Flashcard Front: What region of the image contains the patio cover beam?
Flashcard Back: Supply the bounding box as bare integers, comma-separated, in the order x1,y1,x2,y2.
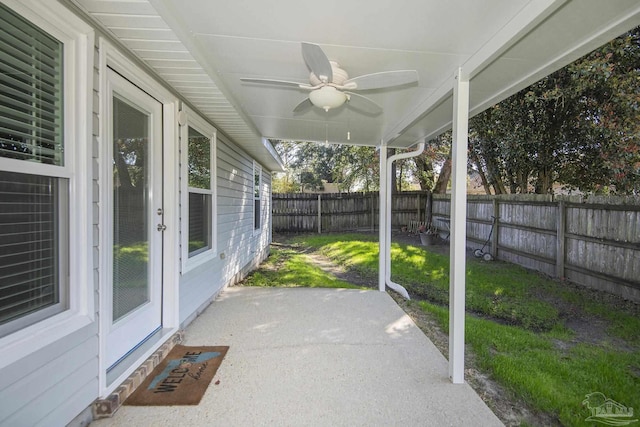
449,68,469,384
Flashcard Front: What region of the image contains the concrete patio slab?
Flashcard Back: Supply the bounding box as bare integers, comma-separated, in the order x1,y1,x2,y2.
92,287,503,426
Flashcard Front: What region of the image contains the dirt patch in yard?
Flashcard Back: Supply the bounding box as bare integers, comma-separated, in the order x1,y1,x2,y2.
304,250,376,289
271,240,378,289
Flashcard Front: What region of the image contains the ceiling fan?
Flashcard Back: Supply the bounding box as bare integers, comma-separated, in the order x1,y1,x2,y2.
240,42,418,114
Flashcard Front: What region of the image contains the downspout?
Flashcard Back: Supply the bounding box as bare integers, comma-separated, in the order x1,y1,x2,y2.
383,142,425,300
379,144,388,294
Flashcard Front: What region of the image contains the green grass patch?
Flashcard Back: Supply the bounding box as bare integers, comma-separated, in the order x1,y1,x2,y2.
299,233,559,330
419,300,640,427
242,246,364,289
113,241,148,287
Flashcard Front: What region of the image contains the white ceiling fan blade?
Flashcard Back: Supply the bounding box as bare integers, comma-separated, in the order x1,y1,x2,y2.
345,92,382,115
293,98,313,113
301,42,333,83
240,78,313,89
344,70,418,90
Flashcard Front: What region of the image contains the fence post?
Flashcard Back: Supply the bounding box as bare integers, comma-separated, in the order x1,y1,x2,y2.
556,200,565,279
318,194,322,234
491,198,499,259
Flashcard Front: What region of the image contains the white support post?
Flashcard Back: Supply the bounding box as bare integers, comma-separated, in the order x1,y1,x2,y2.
378,143,387,292
449,68,469,384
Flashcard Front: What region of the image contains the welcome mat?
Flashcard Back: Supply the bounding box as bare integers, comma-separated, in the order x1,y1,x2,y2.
125,345,228,406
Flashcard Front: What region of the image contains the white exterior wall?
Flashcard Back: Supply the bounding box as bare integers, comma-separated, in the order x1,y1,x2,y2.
0,3,273,426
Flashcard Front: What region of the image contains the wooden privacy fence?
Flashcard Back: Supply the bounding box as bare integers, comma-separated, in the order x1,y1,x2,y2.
273,191,640,302
272,191,430,233
432,194,640,302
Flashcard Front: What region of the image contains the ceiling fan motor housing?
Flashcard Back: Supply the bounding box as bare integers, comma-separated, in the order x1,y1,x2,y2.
310,61,349,86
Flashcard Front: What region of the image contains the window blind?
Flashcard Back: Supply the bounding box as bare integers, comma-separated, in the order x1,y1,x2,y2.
0,171,60,326
0,3,63,166
188,192,211,257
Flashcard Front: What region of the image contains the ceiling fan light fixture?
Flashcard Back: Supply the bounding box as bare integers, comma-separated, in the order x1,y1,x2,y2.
309,86,347,112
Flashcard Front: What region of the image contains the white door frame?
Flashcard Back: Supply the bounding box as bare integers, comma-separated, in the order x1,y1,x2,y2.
98,39,179,396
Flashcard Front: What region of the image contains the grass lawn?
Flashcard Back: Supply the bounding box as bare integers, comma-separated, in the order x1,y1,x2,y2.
245,233,640,427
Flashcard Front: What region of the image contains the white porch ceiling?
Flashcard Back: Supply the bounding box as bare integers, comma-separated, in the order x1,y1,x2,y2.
70,0,640,170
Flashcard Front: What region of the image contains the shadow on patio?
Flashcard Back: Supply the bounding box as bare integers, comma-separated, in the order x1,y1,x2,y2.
92,287,503,426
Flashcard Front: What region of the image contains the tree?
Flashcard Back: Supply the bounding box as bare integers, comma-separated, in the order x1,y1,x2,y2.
271,140,302,193
469,27,640,194
563,28,640,193
113,137,147,190
433,154,452,194
333,145,380,192
413,153,434,191
410,132,452,193
271,140,380,193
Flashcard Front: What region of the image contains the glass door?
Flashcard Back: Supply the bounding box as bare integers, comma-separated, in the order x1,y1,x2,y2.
105,69,163,369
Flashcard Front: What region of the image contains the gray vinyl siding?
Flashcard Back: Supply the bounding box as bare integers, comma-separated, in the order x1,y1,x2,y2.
179,136,272,326
0,4,274,425
0,324,98,426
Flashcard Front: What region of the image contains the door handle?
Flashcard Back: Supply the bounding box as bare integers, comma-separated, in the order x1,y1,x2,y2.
157,224,167,231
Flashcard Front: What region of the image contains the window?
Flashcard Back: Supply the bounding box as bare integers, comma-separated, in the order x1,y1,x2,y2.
187,127,212,257
0,3,67,337
181,109,216,270
0,0,91,341
253,162,262,232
